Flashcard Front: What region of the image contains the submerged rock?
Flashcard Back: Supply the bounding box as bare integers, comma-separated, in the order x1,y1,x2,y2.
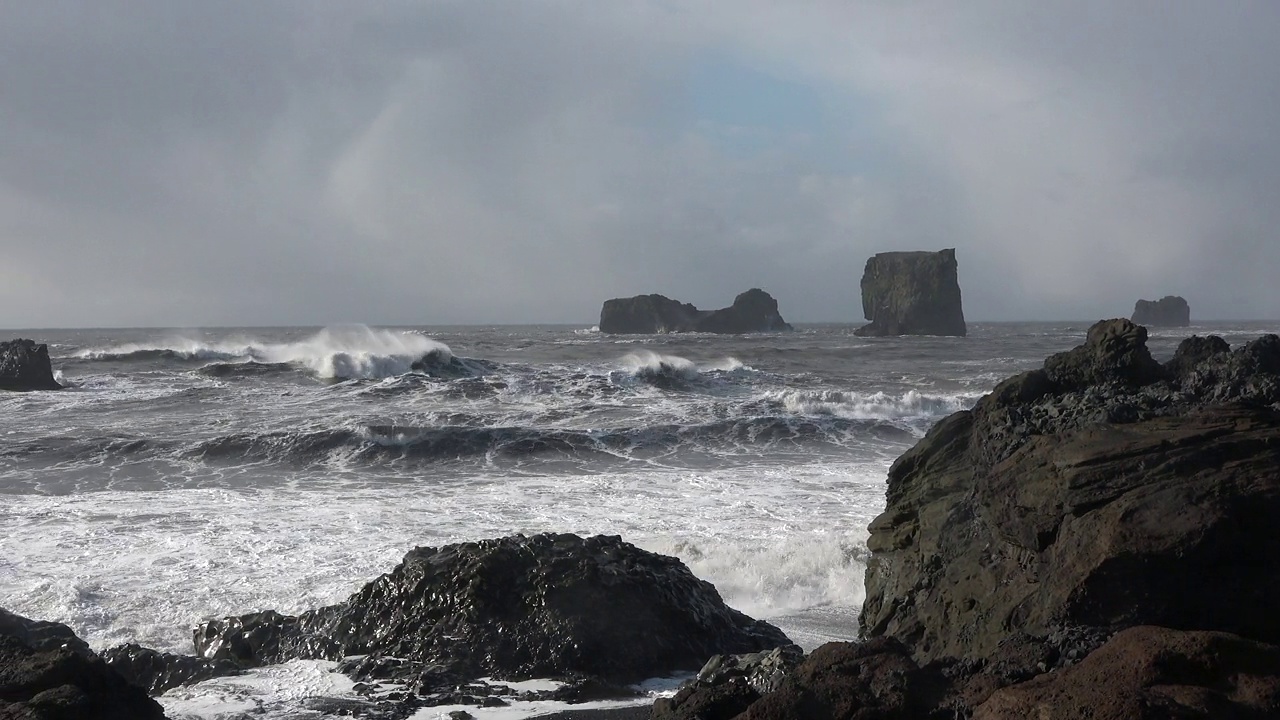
0,339,61,391
854,248,966,337
1131,295,1190,326
599,289,792,334
652,644,804,720
0,609,166,720
195,533,789,684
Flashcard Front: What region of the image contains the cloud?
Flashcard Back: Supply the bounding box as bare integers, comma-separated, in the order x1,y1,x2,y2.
1,1,1277,327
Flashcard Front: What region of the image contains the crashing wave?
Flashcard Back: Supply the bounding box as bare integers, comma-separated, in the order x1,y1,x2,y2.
75,326,457,381
769,389,981,422
611,352,751,389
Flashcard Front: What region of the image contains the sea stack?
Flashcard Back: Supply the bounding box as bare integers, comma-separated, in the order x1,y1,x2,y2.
1131,295,1190,326
599,288,793,334
854,248,966,337
0,338,62,390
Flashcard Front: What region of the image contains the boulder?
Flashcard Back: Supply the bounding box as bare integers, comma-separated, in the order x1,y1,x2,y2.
853,249,966,337
195,533,789,684
100,643,242,696
0,610,165,720
0,339,61,391
598,289,792,334
1132,295,1190,326
860,319,1280,667
652,644,804,720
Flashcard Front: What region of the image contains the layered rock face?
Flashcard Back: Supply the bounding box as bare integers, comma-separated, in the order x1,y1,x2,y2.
860,319,1280,664
599,289,792,334
854,249,966,337
0,339,61,390
1132,294,1191,326
195,533,789,683
675,319,1280,719
0,609,166,720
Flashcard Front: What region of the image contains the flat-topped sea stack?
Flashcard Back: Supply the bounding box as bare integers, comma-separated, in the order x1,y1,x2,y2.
0,338,62,390
599,288,792,334
1132,295,1190,326
854,248,966,337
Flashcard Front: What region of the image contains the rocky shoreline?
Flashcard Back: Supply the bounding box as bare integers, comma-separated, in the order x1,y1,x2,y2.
5,319,1280,718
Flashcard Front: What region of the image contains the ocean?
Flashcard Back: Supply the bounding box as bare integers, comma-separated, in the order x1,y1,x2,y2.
3,321,1275,718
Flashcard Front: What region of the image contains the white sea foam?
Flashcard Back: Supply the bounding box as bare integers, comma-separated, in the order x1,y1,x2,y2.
615,351,750,381
773,388,980,422
75,326,454,380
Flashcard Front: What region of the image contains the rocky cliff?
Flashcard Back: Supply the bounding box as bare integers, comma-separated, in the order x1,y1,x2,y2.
599,289,792,334
0,338,62,390
1132,295,1190,326
854,249,966,337
658,319,1280,719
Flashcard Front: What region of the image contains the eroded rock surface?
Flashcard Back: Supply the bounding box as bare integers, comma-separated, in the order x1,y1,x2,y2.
195,533,789,684
1132,295,1190,326
0,339,61,391
854,249,966,337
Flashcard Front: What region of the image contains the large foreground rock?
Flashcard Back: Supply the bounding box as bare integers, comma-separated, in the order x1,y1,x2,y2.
195,533,789,683
0,609,165,720
0,339,61,391
1132,295,1190,326
860,319,1280,664
599,289,792,334
976,626,1280,719
854,249,966,337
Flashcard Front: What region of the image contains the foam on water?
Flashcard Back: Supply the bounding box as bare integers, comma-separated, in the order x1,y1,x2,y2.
772,388,981,422
73,326,454,380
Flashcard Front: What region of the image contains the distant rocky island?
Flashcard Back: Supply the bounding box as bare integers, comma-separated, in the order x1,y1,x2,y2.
1132,294,1190,326
854,248,966,337
599,288,793,334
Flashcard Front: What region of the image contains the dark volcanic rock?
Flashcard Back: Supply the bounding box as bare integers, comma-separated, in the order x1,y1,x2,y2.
195,533,789,684
1131,295,1190,326
975,626,1280,719
0,611,165,720
860,318,1280,667
734,638,949,720
854,249,966,337
0,339,61,391
100,643,242,695
651,644,803,720
598,289,792,334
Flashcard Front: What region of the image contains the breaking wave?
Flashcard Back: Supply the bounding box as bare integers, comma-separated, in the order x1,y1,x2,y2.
765,389,980,422
610,352,751,390
75,326,456,380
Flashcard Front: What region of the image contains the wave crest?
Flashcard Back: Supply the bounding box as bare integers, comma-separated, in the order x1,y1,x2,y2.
75,326,456,380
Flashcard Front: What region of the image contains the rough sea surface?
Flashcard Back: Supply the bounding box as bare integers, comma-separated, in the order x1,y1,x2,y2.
3,321,1274,718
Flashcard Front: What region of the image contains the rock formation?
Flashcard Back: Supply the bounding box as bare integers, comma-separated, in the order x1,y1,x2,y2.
854,249,966,337
661,319,1280,718
100,643,241,696
0,339,61,390
0,609,166,719
195,533,789,684
599,288,792,334
1132,295,1190,326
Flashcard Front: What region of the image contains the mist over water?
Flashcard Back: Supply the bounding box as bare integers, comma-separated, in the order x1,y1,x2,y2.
5,321,1277,718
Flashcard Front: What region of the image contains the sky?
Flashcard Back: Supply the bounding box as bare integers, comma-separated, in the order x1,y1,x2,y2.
2,1,1278,328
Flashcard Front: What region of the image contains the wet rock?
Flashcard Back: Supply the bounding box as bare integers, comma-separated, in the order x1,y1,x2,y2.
100,643,242,695
599,289,792,334
651,644,803,720
195,533,790,684
0,339,61,391
0,613,165,720
854,248,966,337
1131,295,1190,326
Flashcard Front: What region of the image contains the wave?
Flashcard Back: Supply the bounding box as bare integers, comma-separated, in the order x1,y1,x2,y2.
74,326,458,380
765,389,979,422
610,352,751,390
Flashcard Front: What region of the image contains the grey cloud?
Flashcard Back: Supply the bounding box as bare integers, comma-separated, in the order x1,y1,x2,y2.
1,2,1277,327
